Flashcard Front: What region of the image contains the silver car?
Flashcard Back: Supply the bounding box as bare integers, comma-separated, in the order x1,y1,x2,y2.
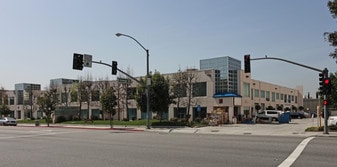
0,117,17,126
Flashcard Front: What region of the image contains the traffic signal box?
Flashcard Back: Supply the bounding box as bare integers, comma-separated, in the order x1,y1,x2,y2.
112,61,118,75
73,53,84,70
319,72,325,95
244,55,251,73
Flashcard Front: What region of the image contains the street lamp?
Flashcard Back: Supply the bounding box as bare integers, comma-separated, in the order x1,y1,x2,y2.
115,33,151,129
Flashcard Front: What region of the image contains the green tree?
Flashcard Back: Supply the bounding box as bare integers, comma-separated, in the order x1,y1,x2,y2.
326,0,337,61
136,71,173,121
0,87,11,117
0,104,11,117
100,86,117,128
37,89,57,127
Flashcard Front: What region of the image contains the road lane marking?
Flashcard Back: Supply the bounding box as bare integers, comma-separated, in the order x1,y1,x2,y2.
0,130,84,140
278,136,315,167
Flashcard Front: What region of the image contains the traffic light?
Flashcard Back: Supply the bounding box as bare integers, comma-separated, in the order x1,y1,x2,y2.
73,53,84,70
319,72,325,95
244,54,251,73
324,78,332,95
323,99,328,106
112,61,118,75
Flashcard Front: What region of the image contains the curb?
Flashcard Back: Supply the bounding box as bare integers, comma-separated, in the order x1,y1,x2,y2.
17,124,144,132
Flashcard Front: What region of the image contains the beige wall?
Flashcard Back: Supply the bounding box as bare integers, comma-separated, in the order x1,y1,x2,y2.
240,70,303,117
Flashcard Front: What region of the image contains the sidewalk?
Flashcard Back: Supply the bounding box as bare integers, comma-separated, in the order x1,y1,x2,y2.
18,118,337,137
147,118,337,137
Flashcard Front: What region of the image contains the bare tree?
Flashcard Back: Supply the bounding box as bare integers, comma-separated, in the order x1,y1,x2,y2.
185,69,199,121
96,76,111,120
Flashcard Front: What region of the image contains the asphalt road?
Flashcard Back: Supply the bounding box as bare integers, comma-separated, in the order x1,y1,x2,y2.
0,126,336,167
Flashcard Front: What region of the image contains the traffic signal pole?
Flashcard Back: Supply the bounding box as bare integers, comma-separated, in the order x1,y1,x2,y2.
246,56,329,134
250,56,322,72
323,94,328,134
91,60,145,86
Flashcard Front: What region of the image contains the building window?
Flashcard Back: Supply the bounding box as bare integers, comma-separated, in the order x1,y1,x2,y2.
280,94,284,100
9,97,14,105
272,92,275,102
260,90,265,98
174,108,187,119
254,89,259,97
193,82,207,97
91,90,100,102
243,82,250,97
173,84,187,98
127,87,137,99
219,99,223,104
266,91,270,100
276,93,280,100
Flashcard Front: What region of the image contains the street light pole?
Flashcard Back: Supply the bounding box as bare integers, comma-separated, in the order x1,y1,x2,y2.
115,33,151,129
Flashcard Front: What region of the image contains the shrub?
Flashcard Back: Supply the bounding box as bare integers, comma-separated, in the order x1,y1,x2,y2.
151,121,187,127
55,116,66,123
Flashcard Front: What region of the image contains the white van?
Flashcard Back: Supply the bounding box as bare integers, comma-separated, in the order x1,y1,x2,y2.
257,110,282,121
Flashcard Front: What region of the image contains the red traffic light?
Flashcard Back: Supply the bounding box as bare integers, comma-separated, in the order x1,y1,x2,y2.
323,99,328,106
324,79,330,85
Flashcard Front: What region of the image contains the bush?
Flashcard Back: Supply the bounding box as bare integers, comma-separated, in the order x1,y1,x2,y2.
151,121,187,127
55,116,67,123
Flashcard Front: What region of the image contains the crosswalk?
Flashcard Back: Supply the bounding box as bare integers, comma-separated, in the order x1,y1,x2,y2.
0,127,83,140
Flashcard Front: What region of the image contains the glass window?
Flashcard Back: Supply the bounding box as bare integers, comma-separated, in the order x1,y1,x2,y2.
127,87,137,99
260,90,265,98
266,91,270,99
173,84,187,97
254,89,259,97
193,82,207,97
174,108,187,119
91,90,100,101
9,97,15,105
272,92,275,102
243,82,250,97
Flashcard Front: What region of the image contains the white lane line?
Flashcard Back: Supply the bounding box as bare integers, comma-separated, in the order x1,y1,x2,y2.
278,136,315,167
0,131,84,140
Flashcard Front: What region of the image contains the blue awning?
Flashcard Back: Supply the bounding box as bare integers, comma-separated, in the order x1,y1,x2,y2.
213,92,242,98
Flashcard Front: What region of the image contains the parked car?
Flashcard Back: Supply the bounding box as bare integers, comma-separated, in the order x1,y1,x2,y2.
307,111,317,118
328,116,337,126
256,110,282,121
290,111,305,119
0,117,17,126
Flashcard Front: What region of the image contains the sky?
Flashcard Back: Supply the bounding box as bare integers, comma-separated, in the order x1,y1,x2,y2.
0,0,336,97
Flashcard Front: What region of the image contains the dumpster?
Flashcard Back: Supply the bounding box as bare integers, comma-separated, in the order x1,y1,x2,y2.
278,112,290,123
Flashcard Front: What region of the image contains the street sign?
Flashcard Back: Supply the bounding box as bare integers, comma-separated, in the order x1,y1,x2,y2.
197,105,201,112
83,54,92,67
117,77,131,84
